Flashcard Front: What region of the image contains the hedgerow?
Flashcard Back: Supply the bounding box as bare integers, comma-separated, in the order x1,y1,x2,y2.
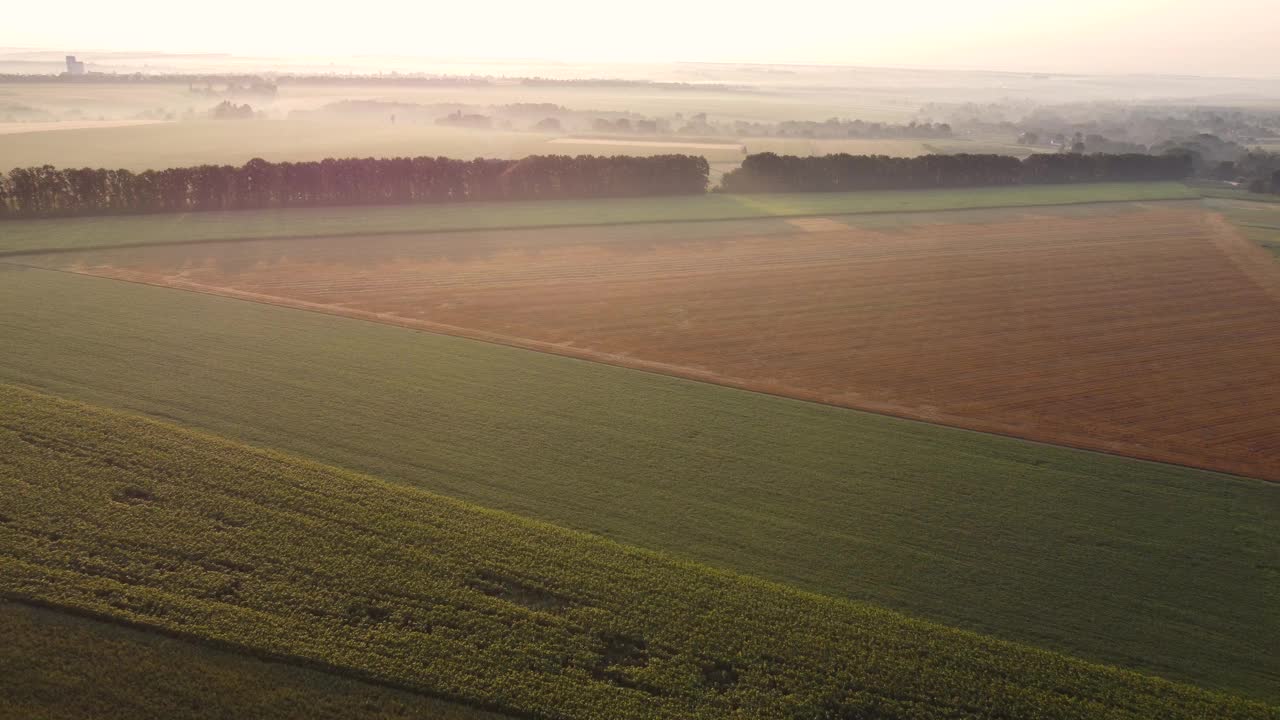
0,384,1273,719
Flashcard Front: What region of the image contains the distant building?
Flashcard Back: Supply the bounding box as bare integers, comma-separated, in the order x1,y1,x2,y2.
65,56,85,76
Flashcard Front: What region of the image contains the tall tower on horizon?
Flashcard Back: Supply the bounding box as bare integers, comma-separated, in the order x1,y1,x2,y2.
65,56,86,76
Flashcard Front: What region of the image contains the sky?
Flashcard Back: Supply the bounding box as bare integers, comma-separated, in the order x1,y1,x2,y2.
5,0,1278,77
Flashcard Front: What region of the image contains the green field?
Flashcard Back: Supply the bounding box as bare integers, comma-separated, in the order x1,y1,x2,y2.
0,182,1198,255
2,385,1273,720
1198,187,1280,204
1207,197,1280,257
1,265,1275,701
0,602,506,720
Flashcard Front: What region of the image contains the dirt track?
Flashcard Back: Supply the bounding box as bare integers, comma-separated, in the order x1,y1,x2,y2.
27,204,1280,481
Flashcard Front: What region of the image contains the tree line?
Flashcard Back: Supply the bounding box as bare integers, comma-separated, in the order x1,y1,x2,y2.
0,73,492,88
1250,170,1280,195
2,151,1196,219
0,154,710,219
719,152,1192,193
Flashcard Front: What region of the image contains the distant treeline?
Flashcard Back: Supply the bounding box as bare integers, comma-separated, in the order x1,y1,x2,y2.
0,155,710,219
719,152,1192,193
1249,169,1280,195
735,118,953,140
0,73,741,91
0,73,492,87
518,77,742,92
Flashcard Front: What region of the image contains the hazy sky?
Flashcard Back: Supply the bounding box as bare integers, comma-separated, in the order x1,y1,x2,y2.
6,0,1277,76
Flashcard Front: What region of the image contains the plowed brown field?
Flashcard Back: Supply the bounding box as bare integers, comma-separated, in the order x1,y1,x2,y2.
20,202,1280,481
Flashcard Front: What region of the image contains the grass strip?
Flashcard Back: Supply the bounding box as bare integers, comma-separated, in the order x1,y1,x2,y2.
0,182,1196,255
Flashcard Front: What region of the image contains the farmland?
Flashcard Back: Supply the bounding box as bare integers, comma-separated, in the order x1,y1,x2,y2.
20,199,1280,482
1,264,1276,701
0,602,507,720
0,117,956,187
1,384,1274,719
0,118,941,176
0,120,569,170
0,118,745,173
0,119,168,134
0,72,963,171
4,35,1279,720
0,181,1196,255
1208,196,1280,257
0,76,924,126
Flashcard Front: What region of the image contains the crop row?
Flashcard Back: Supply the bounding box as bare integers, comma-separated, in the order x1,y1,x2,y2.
0,384,1273,719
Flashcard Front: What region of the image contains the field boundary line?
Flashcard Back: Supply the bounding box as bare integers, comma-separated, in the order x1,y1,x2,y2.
1198,192,1280,206
0,195,1202,259
5,260,1272,486
0,593,530,719
1204,212,1280,303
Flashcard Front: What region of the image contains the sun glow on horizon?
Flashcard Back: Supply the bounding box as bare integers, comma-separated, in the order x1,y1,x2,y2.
5,0,1279,77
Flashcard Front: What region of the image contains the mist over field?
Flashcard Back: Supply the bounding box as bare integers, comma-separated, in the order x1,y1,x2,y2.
2,50,1278,179
2,5,1280,720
